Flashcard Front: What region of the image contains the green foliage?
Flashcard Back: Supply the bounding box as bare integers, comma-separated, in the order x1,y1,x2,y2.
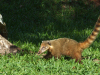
0,0,100,74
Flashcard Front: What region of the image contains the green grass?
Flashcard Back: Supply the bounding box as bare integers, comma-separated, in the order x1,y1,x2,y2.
0,0,100,74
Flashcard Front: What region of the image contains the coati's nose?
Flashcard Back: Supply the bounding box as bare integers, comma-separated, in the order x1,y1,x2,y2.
38,50,41,54
38,52,40,54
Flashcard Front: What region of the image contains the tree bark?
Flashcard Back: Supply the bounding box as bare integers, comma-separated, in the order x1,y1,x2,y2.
0,35,21,55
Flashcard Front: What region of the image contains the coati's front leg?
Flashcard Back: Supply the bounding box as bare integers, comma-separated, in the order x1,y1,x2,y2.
54,55,61,59
53,52,61,59
44,51,52,59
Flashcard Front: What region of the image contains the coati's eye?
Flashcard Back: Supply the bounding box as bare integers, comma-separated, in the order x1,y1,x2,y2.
42,46,45,49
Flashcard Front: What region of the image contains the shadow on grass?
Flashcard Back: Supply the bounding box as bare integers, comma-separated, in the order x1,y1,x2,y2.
0,0,100,47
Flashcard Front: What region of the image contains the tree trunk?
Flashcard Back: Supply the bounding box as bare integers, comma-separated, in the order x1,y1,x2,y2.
0,35,21,55
0,14,21,55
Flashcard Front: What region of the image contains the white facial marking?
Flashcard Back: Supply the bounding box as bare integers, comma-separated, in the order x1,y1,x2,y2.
41,49,47,53
50,46,53,49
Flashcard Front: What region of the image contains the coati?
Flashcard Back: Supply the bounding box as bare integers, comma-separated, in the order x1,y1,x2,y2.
38,16,100,63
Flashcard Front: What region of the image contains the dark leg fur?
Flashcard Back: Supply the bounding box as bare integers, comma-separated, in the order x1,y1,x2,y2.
72,52,82,63
54,53,61,59
44,51,52,59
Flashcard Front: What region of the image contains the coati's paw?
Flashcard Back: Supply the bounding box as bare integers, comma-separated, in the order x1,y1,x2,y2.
36,53,46,58
36,53,46,56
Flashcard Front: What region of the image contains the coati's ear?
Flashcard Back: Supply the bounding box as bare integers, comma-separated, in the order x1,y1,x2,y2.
47,41,51,45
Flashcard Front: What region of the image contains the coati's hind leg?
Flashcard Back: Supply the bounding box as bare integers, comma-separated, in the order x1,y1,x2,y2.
44,51,52,59
72,52,82,63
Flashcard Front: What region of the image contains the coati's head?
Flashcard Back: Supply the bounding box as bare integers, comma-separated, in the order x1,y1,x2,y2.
38,41,52,54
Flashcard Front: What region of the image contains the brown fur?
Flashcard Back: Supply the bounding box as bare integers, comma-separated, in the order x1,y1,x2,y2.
38,16,100,63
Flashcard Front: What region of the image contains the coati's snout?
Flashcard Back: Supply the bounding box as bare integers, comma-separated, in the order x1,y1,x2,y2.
38,50,42,54
38,41,51,54
38,46,49,54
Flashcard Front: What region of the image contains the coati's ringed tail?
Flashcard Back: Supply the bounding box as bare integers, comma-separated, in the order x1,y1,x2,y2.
79,16,100,49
